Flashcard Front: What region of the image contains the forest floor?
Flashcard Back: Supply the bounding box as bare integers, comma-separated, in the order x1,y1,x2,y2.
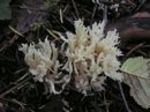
0,0,150,112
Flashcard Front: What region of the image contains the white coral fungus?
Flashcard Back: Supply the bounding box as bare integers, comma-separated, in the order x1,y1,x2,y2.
60,19,123,94
19,38,70,94
19,19,123,95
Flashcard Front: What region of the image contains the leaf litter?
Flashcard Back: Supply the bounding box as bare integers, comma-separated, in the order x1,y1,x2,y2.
0,0,150,112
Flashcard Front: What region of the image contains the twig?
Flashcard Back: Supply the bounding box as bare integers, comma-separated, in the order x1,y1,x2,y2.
0,35,19,52
125,42,144,57
135,0,146,12
59,8,64,23
118,82,132,112
0,81,27,98
91,5,98,24
103,92,110,112
0,73,30,98
101,5,108,32
71,0,80,18
92,0,114,5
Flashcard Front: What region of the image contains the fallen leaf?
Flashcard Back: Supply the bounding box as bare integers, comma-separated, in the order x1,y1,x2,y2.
121,57,150,109
121,57,150,79
11,0,60,34
0,0,12,20
13,0,47,33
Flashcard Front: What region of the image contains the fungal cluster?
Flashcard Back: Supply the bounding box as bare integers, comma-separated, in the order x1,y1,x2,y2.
19,19,123,95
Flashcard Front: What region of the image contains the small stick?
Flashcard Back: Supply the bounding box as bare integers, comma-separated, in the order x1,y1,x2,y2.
0,73,30,98
118,82,132,112
101,5,108,32
91,5,98,24
71,0,80,18
125,42,144,57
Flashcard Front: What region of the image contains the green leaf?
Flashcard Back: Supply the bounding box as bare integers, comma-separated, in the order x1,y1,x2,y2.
121,57,150,109
121,57,150,79
0,0,12,20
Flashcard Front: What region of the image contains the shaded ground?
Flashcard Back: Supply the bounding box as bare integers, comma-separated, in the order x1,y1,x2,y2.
0,0,150,112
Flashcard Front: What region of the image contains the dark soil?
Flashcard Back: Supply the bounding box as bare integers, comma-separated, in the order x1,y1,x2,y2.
0,0,150,112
